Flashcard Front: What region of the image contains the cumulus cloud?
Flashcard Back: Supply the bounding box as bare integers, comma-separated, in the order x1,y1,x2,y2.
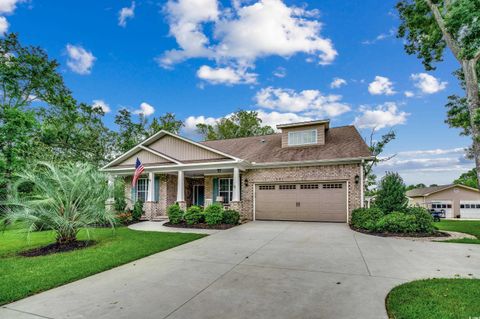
92,99,111,113
134,102,155,116
0,16,8,34
410,73,447,94
330,77,347,89
0,0,23,14
66,44,96,75
184,114,220,133
368,76,396,95
255,87,350,117
159,0,337,79
354,102,409,129
196,65,257,85
118,1,135,27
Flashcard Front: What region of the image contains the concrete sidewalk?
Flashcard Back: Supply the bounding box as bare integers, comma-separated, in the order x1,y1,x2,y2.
2,221,479,319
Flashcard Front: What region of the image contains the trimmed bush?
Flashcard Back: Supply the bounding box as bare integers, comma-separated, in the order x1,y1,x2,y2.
375,172,408,213
184,205,203,225
350,207,384,232
132,199,144,221
204,203,224,225
116,212,133,224
376,212,417,233
167,204,184,224
406,206,435,234
223,209,240,225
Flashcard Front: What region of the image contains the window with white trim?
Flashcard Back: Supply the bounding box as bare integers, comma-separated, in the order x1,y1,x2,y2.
219,178,233,203
288,129,317,146
136,178,149,202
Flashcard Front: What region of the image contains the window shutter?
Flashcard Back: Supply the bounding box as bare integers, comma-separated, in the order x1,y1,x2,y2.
131,183,136,203
154,176,160,202
213,177,219,203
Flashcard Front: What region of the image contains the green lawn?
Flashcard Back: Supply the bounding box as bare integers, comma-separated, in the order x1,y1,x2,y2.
434,220,480,244
0,224,206,306
386,278,480,319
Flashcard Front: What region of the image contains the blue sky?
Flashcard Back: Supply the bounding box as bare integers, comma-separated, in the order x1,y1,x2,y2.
4,0,473,185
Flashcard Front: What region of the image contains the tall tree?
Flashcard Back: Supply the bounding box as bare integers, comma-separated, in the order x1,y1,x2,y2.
114,109,148,153
397,0,480,187
0,33,71,197
454,168,478,188
149,112,183,135
363,129,397,194
196,110,274,141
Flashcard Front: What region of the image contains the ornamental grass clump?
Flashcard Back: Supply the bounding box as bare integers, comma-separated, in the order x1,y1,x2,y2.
1,162,116,245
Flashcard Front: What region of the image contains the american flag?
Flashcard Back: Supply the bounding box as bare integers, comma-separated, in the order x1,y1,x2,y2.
132,157,144,187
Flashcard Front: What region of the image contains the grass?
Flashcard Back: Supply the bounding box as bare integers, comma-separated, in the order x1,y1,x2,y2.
386,278,480,319
0,224,206,306
434,220,480,244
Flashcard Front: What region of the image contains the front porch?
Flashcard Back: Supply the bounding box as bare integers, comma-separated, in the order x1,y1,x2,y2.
119,167,243,220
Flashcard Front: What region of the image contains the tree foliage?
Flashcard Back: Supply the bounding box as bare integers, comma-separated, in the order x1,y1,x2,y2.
196,110,274,141
454,168,478,188
375,172,408,214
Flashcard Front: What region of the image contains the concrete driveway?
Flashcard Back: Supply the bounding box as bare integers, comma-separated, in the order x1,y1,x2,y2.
2,221,480,319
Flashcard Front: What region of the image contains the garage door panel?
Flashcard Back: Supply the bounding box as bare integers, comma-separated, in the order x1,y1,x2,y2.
255,182,347,222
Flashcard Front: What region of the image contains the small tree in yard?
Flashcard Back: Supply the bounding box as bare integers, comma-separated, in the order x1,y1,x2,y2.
375,172,408,213
1,162,116,245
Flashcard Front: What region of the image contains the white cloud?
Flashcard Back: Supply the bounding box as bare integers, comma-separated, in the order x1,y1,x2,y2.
118,1,135,27
134,102,155,116
0,0,23,14
255,87,350,117
404,90,414,98
66,44,96,75
410,73,447,94
273,67,286,78
255,109,312,129
330,77,347,89
395,147,465,157
0,16,8,34
196,65,257,85
184,114,219,133
159,0,337,76
368,76,396,95
354,102,409,129
92,99,111,113
362,28,395,45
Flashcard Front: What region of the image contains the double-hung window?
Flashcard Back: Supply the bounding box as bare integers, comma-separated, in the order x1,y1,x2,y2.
136,178,149,202
219,178,233,203
288,129,317,146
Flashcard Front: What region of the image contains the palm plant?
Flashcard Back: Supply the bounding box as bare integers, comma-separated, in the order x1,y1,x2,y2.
2,162,115,245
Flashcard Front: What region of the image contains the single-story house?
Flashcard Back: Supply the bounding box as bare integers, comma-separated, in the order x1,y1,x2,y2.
101,119,373,222
407,184,480,219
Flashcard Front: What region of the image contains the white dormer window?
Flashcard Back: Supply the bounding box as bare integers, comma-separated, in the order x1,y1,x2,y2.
288,129,317,146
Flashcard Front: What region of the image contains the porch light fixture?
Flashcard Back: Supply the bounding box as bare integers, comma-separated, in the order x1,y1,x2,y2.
354,175,360,184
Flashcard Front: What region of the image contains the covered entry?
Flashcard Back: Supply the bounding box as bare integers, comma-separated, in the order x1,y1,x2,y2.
254,182,348,222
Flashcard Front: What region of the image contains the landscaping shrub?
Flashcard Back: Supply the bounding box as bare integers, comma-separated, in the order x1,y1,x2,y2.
204,203,224,225
184,205,203,225
132,199,144,221
375,172,408,213
167,204,184,224
376,212,417,233
350,207,384,231
113,178,127,212
223,209,240,225
405,206,435,233
116,212,133,225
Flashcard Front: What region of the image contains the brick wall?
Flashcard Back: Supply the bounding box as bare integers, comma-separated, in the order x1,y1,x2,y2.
240,164,362,220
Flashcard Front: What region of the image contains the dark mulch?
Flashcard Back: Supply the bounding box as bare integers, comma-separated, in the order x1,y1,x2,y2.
351,226,450,238
164,222,236,230
19,240,96,257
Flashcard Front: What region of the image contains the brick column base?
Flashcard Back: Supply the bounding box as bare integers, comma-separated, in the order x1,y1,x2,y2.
143,202,160,221
177,201,187,211
229,201,242,212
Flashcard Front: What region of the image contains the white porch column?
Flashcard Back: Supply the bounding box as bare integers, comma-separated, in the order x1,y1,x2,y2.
147,172,155,202
106,174,115,211
176,170,185,202
232,167,240,202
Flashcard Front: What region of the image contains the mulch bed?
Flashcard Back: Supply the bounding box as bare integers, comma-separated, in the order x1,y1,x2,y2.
351,226,450,238
19,240,96,257
163,221,236,230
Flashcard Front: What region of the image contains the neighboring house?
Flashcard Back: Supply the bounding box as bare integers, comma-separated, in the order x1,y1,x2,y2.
407,184,480,219
102,120,372,222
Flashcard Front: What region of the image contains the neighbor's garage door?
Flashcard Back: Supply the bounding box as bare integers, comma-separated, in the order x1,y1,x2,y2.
460,201,480,219
255,182,347,222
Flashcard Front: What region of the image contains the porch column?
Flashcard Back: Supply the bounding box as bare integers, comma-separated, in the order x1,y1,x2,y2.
106,174,115,212
147,172,155,202
176,170,186,210
232,167,240,202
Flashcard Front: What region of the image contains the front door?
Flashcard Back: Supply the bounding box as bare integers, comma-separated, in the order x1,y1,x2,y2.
193,185,205,207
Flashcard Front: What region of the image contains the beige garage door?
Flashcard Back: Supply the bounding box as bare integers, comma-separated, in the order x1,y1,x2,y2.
255,182,347,222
